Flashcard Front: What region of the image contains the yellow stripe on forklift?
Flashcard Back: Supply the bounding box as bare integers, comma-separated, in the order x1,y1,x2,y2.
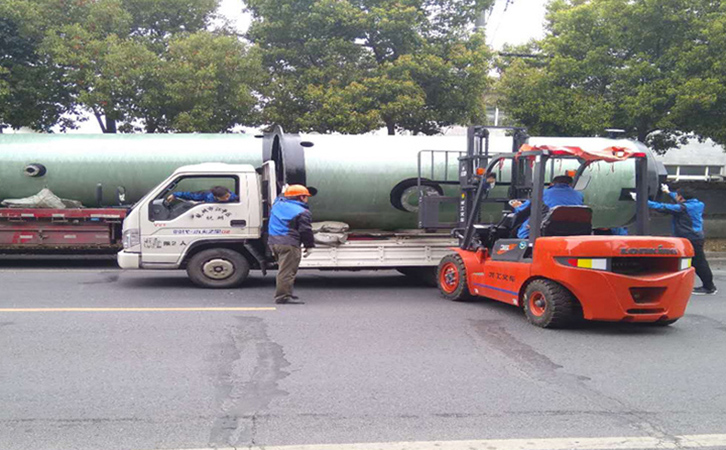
0,307,276,313
577,259,593,268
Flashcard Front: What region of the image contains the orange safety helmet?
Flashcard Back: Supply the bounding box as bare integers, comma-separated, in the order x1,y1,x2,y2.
284,184,312,198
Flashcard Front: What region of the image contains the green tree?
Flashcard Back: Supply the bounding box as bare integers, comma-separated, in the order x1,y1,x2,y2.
3,0,262,133
143,32,263,133
496,0,724,152
0,1,77,132
247,0,493,135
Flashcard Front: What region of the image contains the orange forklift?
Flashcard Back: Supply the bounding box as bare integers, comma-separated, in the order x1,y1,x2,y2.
434,131,695,328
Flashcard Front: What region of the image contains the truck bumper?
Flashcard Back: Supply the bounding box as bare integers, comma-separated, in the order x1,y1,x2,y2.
117,251,141,269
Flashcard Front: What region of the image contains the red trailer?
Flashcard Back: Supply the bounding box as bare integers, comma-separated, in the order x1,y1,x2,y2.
0,208,127,252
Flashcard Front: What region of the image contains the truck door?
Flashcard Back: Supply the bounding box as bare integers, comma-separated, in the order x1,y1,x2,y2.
261,160,278,214
139,174,253,265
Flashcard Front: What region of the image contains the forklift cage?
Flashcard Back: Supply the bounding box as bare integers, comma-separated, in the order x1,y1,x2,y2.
458,145,651,250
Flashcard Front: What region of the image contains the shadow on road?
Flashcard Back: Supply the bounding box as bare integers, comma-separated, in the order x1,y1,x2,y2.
0,255,118,269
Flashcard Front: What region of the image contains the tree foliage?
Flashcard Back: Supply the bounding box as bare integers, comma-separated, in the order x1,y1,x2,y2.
247,0,494,135
1,0,261,133
495,0,725,152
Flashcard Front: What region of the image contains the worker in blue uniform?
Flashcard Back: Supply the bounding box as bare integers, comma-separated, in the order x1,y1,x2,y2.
510,175,584,239
268,185,316,304
639,184,717,295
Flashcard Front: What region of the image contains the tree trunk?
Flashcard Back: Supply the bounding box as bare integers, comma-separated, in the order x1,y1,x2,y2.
94,111,107,133
386,120,395,136
105,118,117,134
94,109,117,133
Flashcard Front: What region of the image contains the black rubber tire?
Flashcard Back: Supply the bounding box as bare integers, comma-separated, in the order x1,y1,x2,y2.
186,248,250,289
523,279,580,328
437,254,475,301
396,267,438,287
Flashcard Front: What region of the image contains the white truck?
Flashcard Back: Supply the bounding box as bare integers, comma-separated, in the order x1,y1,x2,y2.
117,162,456,288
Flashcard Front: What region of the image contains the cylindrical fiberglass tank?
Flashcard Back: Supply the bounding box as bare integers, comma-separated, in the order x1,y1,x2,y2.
0,134,262,206
265,129,664,230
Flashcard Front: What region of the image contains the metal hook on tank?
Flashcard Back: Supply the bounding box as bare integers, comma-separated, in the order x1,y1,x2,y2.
24,163,47,177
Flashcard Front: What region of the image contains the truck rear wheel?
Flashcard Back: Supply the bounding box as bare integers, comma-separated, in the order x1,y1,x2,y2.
523,279,579,328
437,254,474,301
186,248,250,289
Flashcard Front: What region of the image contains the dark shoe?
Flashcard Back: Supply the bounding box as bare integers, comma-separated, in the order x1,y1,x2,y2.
290,295,300,300
693,286,718,295
275,297,305,304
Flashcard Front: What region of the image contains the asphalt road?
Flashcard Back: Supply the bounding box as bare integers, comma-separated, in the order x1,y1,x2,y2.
1,263,725,450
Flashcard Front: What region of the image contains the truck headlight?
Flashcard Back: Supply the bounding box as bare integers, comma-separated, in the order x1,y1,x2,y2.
122,229,140,250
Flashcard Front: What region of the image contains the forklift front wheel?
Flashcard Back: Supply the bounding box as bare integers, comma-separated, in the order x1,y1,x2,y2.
437,254,474,301
523,279,580,328
187,248,250,289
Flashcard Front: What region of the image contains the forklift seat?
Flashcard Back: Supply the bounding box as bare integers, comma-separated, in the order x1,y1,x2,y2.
541,205,593,237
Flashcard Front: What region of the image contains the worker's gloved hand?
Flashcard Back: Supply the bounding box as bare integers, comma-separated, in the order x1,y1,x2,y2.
661,183,670,194
303,248,312,258
509,199,523,208
630,192,637,201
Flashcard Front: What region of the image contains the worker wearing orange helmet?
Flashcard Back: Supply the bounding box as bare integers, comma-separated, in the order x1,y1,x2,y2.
268,184,315,304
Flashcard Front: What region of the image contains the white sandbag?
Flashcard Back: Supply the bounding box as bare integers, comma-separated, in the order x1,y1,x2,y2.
2,188,67,209
314,232,348,246
312,221,350,233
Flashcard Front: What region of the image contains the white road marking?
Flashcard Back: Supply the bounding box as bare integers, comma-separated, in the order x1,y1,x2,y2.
0,307,276,313
141,434,726,450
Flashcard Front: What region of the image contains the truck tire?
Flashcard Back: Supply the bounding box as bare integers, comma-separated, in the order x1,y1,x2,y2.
437,254,474,301
523,279,580,328
186,248,250,289
396,267,438,287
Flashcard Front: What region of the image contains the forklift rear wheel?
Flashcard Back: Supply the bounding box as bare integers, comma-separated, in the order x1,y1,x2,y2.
523,279,579,328
437,254,474,301
187,248,250,289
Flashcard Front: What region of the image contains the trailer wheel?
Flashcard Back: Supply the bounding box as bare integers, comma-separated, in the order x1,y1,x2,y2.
186,248,250,289
523,279,579,328
437,254,474,301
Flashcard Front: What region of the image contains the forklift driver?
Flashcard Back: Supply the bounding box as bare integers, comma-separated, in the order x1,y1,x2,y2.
509,175,584,239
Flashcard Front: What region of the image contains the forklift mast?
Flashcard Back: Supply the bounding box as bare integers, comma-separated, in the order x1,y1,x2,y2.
417,125,528,233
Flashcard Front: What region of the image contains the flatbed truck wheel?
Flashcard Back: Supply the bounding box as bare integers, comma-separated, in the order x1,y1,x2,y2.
523,279,580,328
437,254,474,301
186,248,250,289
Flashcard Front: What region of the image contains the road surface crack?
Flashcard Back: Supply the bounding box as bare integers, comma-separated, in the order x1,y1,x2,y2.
208,316,290,448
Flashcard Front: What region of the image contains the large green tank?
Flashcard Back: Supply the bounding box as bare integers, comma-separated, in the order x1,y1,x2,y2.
0,134,262,206
263,129,664,230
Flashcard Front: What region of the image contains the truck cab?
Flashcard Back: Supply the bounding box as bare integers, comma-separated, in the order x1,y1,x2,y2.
118,162,277,287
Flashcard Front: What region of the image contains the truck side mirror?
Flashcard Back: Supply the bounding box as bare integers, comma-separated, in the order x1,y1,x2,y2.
150,198,170,221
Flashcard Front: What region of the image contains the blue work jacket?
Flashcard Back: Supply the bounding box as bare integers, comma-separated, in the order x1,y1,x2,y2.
515,184,584,239
648,193,704,241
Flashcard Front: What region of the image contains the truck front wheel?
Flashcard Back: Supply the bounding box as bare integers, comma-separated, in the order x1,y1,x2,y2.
186,248,250,289
523,279,580,328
